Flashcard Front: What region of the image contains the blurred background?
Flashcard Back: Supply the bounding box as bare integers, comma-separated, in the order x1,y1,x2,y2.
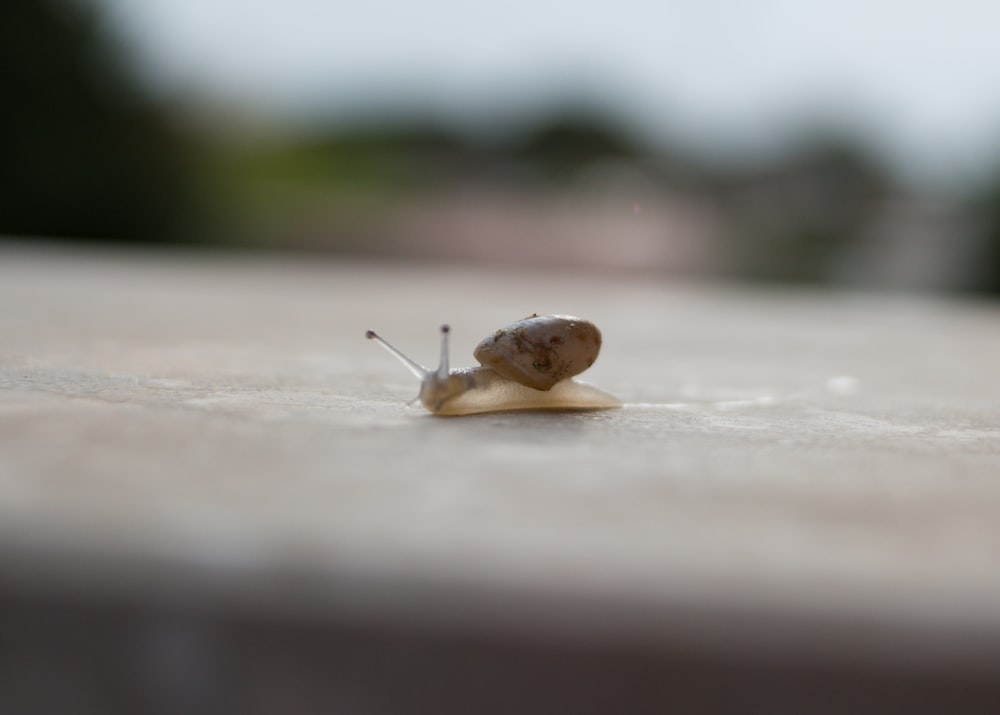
4,0,1000,293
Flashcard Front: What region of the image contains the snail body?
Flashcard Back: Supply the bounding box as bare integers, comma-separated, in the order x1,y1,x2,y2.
366,314,620,416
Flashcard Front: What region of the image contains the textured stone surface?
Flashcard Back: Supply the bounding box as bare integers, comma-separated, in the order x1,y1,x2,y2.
2,245,1000,711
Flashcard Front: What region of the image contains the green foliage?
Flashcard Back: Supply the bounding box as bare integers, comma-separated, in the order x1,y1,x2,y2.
715,138,893,284
0,0,200,242
967,174,1000,294
507,114,643,181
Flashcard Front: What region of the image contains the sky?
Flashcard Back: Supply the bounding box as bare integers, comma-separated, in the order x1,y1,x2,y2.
95,0,1000,190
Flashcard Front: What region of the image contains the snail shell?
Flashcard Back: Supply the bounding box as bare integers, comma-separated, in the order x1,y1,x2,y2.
366,314,619,416
474,314,601,391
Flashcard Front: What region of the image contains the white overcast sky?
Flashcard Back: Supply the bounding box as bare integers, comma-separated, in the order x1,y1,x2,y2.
95,0,1000,188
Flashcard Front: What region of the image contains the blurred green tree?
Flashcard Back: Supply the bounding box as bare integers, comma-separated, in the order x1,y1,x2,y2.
716,137,893,284
968,177,1000,294
509,113,641,183
0,0,199,242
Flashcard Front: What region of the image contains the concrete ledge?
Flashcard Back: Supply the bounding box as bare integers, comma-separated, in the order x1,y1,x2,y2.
2,246,1000,712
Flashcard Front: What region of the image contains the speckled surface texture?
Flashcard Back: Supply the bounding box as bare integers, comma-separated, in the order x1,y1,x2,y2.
2,245,1000,712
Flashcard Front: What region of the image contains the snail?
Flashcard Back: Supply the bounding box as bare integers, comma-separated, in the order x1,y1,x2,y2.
366,314,621,415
